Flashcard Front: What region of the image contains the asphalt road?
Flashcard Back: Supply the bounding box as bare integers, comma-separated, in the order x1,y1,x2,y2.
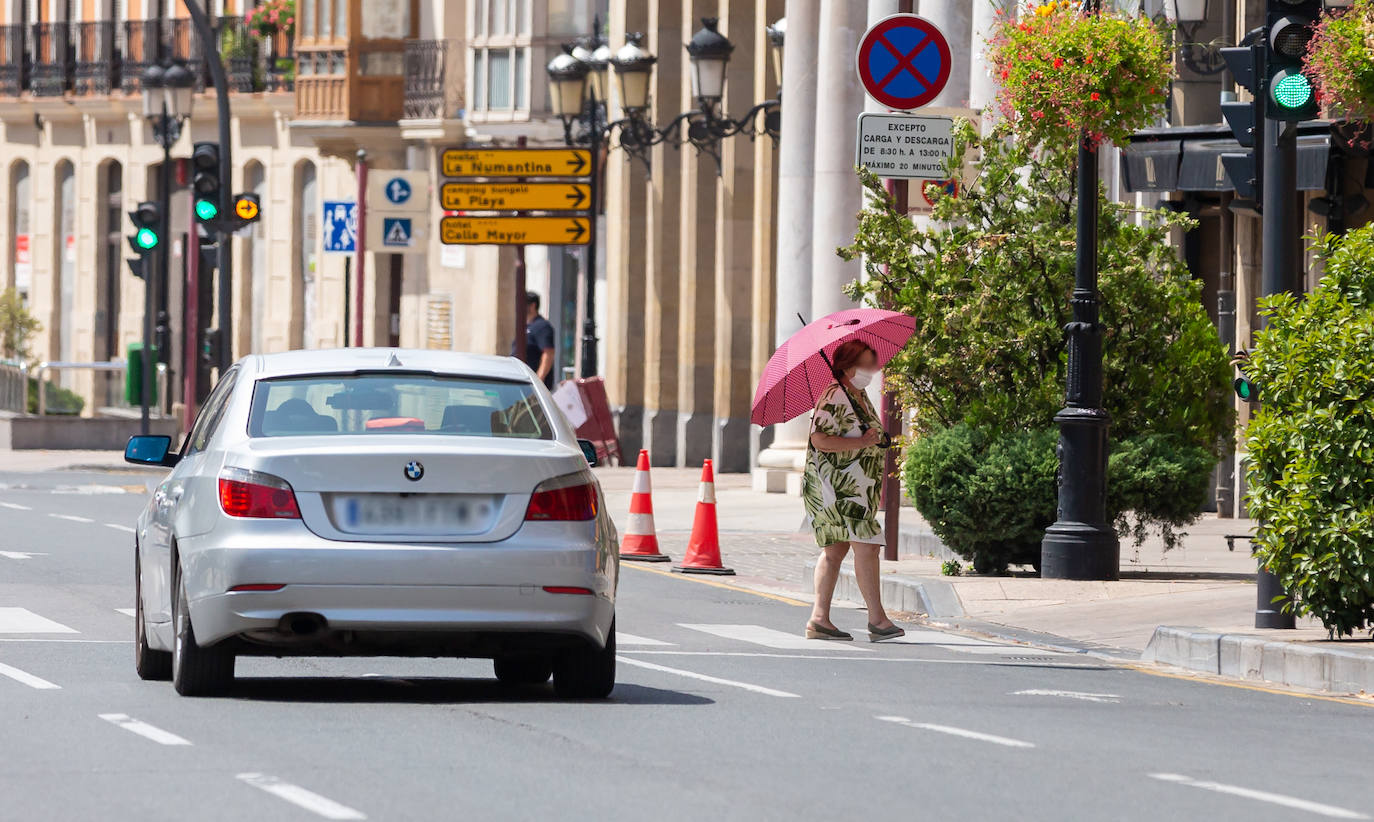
2,468,1372,822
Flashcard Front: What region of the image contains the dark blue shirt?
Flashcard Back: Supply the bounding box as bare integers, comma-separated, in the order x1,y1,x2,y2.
516,315,556,388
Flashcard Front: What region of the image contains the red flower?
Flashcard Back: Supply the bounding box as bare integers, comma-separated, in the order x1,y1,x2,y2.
1032,110,1045,120
1085,56,1094,64
1053,58,1064,69
1000,69,1010,80
1090,92,1100,101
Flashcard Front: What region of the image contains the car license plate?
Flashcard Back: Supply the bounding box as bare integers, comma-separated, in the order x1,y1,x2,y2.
333,494,499,536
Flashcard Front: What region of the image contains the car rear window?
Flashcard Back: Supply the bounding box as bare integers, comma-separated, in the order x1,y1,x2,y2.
248,373,555,439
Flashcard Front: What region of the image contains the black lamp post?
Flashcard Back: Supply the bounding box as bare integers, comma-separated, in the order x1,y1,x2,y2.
1040,0,1120,580
139,58,193,432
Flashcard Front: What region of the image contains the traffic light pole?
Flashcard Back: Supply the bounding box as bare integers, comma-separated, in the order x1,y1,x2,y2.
182,0,234,374
140,249,154,437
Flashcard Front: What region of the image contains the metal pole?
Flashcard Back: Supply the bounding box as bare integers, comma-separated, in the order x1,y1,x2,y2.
158,134,173,414
140,251,153,436
342,256,352,347
180,0,233,375
185,201,200,430
581,88,600,378
880,177,907,563
1216,191,1236,518
355,151,368,348
1255,113,1298,629
513,135,528,369
1042,0,1119,580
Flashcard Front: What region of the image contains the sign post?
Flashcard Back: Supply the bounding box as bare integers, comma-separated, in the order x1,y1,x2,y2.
856,6,944,562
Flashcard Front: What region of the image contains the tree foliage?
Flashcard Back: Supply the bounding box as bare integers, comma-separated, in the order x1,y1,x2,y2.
1246,225,1374,637
0,288,40,362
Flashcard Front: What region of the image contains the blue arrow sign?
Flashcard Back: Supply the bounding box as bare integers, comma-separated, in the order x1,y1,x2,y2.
384,177,413,205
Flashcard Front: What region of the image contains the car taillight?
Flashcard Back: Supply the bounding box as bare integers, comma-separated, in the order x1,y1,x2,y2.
525,473,597,522
218,467,301,519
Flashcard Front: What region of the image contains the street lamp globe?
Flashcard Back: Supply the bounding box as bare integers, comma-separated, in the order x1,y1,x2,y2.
1165,0,1208,22
162,60,195,120
140,62,165,119
686,17,733,108
611,33,657,114
766,17,785,88
546,46,590,122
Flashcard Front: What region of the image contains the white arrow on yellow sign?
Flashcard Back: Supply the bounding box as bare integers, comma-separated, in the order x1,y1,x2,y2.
441,148,592,178
440,182,592,211
440,216,590,246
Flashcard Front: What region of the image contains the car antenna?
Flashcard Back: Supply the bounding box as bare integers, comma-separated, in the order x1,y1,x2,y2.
386,352,404,367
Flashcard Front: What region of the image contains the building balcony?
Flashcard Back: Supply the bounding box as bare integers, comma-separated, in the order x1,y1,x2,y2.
0,18,295,101
402,39,460,121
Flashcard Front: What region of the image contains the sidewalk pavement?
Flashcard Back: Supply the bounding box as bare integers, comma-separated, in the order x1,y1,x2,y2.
4,450,1370,696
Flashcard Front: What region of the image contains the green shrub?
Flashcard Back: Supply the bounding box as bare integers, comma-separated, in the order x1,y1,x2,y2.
0,288,40,361
26,378,85,416
1245,225,1374,637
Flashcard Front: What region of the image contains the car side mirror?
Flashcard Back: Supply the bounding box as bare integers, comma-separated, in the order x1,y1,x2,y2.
578,439,598,467
125,435,179,468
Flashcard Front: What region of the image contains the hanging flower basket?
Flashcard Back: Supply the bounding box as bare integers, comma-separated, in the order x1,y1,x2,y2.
1306,0,1374,123
986,1,1174,149
246,0,296,41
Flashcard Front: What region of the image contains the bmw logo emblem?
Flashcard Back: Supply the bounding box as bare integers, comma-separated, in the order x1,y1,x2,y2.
404,461,425,482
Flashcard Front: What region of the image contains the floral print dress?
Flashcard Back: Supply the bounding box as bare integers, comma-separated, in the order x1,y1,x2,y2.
801,383,885,547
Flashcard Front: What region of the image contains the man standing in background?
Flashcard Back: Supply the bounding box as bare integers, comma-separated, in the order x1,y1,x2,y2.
518,291,556,389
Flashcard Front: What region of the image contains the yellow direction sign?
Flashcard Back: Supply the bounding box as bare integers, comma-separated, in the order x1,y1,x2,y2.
441,148,591,178
440,216,590,246
440,182,592,211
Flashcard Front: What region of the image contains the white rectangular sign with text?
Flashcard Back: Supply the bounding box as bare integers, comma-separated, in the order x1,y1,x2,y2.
855,113,955,180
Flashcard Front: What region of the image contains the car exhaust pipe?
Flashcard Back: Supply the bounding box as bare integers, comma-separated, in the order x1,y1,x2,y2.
279,612,326,636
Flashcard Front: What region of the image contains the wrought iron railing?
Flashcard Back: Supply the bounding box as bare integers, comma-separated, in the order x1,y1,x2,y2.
30,22,74,97
74,21,117,95
0,25,28,97
403,39,448,120
117,19,161,94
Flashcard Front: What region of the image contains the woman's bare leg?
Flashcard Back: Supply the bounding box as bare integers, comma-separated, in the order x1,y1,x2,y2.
852,542,893,629
809,542,851,628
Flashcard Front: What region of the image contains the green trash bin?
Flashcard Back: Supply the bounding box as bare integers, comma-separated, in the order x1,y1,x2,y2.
125,342,159,407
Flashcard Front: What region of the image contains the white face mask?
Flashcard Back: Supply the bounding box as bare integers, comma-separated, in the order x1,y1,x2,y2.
849,369,877,390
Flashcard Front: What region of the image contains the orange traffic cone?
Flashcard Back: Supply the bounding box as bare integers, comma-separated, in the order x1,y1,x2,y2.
620,450,670,562
673,459,734,576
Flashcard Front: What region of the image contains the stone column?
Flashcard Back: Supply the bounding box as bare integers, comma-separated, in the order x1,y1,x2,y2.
641,0,684,467
753,0,818,493
675,3,718,468
968,0,1009,117
606,0,651,458
809,0,865,319
920,0,972,108
748,0,785,469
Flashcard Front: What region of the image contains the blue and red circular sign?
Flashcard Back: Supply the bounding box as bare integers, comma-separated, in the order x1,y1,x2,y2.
856,14,952,111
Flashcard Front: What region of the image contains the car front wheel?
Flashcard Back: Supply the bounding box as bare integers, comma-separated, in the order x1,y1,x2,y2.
171,563,234,696
552,619,615,699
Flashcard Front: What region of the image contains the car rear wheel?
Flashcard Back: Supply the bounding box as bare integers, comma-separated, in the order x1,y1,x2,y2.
552,619,615,699
172,563,234,696
134,549,172,681
493,655,553,686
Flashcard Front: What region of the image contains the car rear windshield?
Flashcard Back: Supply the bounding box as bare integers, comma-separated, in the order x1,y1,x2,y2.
248,373,555,439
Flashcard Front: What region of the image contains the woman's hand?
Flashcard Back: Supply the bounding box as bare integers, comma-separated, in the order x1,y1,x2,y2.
858,428,884,448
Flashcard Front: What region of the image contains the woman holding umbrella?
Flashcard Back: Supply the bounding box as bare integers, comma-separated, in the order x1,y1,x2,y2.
751,309,915,643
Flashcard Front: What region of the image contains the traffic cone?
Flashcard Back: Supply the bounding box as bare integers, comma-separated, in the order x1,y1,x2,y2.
620,450,670,562
673,459,734,576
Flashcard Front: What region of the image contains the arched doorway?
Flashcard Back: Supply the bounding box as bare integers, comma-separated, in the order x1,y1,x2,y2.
55,160,75,379
293,160,317,349
8,160,31,305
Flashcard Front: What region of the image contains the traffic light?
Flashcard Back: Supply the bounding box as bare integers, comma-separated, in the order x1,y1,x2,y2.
1265,0,1321,121
127,200,161,255
1220,33,1265,205
201,327,222,367
230,192,262,230
1233,351,1260,403
192,142,222,225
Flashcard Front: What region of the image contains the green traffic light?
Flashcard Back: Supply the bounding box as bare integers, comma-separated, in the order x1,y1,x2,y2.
1234,377,1258,402
135,227,159,250
1273,72,1313,110
195,199,219,221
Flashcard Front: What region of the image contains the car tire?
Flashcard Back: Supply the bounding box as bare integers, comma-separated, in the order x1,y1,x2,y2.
493,655,553,686
552,619,615,699
171,563,234,696
134,549,172,681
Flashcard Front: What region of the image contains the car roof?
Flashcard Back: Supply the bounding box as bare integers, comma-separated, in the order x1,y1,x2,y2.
243,348,534,382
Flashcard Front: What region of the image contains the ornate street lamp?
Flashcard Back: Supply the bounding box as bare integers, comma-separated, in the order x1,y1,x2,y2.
767,17,786,88
611,32,656,114
686,17,733,108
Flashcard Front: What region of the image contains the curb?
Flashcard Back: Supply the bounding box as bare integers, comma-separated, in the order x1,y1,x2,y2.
803,561,965,618
1143,625,1374,695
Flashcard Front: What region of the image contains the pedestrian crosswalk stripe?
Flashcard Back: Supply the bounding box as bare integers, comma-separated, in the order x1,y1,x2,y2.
0,607,78,634
0,662,61,689
617,632,674,647
944,645,1067,656
115,608,136,617
876,629,998,646
678,623,874,652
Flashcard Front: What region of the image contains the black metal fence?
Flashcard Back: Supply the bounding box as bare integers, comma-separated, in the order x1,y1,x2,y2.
0,17,295,98
403,39,448,120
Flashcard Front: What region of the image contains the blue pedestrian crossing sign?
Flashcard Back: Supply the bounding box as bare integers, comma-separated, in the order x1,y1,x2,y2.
382,217,413,248
384,177,413,205
322,201,357,253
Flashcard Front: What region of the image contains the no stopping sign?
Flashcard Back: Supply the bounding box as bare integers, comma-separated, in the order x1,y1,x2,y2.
856,14,952,111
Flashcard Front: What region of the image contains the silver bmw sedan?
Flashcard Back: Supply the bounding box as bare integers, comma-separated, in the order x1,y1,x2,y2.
124,349,618,698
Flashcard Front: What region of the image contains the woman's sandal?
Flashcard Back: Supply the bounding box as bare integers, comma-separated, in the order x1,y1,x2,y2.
805,621,853,641
868,623,906,643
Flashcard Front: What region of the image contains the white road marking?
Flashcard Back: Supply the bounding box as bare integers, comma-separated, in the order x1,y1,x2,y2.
49,514,94,523
875,629,1000,646
0,502,32,511
52,484,129,495
105,524,136,534
0,607,78,634
616,632,674,647
618,656,801,698
0,662,61,689
946,645,1069,656
115,608,137,617
0,551,47,560
1150,773,1370,820
876,715,1036,749
0,639,130,643
99,713,192,746
237,774,367,820
618,649,1100,667
678,623,873,652
1014,689,1121,703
